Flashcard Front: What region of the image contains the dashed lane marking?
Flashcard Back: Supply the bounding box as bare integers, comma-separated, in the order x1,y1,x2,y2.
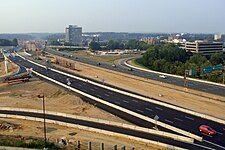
132,99,138,103
155,107,163,111
136,109,143,113
97,95,102,98
174,117,183,122
165,119,173,124
185,116,194,121
90,88,95,91
115,101,120,105
123,100,129,103
145,108,152,111
105,94,110,97
216,132,223,135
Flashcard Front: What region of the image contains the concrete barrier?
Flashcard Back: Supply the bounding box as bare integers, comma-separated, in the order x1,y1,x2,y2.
0,113,186,150
15,53,205,140
17,53,225,126
30,70,202,141
0,107,194,143
124,58,225,87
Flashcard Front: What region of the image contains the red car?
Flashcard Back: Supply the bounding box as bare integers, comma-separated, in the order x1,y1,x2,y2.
199,125,216,135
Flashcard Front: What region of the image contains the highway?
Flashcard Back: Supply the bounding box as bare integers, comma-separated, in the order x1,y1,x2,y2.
0,110,205,150
43,47,225,97
8,52,225,149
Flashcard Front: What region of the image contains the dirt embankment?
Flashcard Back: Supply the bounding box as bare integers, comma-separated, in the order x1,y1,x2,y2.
50,55,225,120
0,79,161,150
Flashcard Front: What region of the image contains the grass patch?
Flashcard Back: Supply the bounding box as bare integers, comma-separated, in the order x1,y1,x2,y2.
0,135,64,150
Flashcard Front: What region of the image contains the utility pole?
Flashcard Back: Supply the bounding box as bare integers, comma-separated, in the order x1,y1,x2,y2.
184,70,189,87
38,95,47,149
223,66,225,84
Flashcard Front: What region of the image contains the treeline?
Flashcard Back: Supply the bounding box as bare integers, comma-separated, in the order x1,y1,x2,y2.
136,44,225,82
0,38,18,46
89,39,149,50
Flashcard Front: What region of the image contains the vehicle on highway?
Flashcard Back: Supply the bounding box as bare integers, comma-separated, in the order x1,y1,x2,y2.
159,74,167,79
199,125,216,135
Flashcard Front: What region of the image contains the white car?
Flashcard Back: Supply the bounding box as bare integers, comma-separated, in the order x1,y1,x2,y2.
159,74,167,79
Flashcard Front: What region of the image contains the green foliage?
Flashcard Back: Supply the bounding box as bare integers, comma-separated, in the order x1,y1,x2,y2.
124,39,149,50
209,53,224,65
138,43,225,83
0,138,63,150
50,40,61,46
89,41,101,50
0,38,18,46
106,40,124,50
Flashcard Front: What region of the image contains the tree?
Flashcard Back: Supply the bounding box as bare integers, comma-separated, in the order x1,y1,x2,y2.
12,38,18,46
209,53,224,66
89,41,101,50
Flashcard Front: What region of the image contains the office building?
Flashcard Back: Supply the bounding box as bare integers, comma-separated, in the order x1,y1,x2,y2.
143,37,159,45
185,41,223,55
65,25,82,45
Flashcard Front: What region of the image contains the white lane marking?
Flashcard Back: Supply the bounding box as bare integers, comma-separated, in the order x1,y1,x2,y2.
189,142,216,150
78,84,82,87
97,95,102,98
155,107,163,111
185,116,194,121
165,119,173,124
105,94,110,97
108,92,113,94
132,99,138,103
83,89,87,92
216,132,223,135
123,100,129,103
201,133,213,138
204,139,225,150
174,117,183,122
145,108,152,112
115,101,120,105
136,109,143,113
90,88,95,91
223,128,225,131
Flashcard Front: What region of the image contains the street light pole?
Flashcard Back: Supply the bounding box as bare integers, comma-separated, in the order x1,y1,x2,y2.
38,95,47,149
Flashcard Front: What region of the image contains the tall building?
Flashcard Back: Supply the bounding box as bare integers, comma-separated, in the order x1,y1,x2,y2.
185,41,223,55
65,25,82,45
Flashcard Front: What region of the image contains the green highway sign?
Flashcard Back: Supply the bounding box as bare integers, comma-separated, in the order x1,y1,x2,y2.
189,69,197,76
212,64,223,72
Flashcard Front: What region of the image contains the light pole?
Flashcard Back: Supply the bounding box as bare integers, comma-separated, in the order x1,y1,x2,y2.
38,95,47,149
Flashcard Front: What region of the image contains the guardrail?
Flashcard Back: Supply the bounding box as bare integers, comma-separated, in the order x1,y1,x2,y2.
0,52,21,79
16,53,204,141
0,107,193,143
0,111,186,150
124,58,225,87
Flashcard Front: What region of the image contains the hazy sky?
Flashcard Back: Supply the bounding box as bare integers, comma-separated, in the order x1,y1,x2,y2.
0,0,224,33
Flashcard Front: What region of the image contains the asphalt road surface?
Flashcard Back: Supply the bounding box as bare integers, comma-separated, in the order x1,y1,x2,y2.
0,110,216,150
43,47,225,97
7,53,225,149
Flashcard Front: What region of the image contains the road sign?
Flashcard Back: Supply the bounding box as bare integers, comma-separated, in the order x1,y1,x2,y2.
154,115,159,121
202,66,213,75
212,64,223,74
189,69,196,76
212,64,223,71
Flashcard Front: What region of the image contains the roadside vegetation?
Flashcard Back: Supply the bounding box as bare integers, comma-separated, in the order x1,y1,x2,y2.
136,44,225,83
0,135,64,150
0,38,18,46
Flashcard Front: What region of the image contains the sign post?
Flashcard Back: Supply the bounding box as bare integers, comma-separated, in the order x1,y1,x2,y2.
153,115,159,130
